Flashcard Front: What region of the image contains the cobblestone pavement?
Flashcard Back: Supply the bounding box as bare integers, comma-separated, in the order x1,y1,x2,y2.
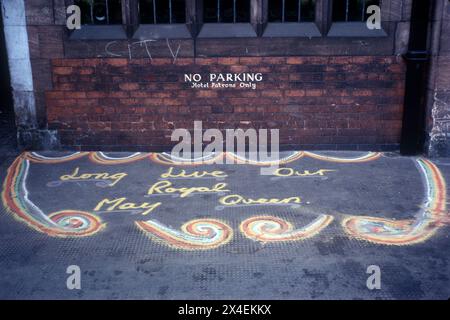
0,151,449,299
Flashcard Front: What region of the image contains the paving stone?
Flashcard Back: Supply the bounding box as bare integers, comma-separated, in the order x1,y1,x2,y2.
0,151,449,299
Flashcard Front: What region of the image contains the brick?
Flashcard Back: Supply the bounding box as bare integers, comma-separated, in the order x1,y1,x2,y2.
352,57,374,64
86,91,108,98
119,83,140,91
174,58,195,65
286,57,305,65
45,55,404,149
64,92,87,99
151,58,173,66
262,90,283,98
108,91,130,98
54,67,73,75
329,57,353,64
305,89,324,97
353,89,374,97
262,57,287,65
45,91,65,99
52,59,84,67
239,57,263,65
143,98,165,106
106,59,128,67
78,68,95,75
196,91,218,98
286,90,306,97
163,98,183,106
230,65,250,73
217,57,240,65
195,58,218,65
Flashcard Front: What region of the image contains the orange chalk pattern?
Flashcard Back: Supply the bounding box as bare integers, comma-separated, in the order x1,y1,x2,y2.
2,155,104,237
24,152,89,163
89,152,150,165
342,158,447,245
303,151,381,163
240,215,333,243
136,218,233,250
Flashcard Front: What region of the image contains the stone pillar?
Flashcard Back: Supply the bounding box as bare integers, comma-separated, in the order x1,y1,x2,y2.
1,0,59,149
425,0,450,156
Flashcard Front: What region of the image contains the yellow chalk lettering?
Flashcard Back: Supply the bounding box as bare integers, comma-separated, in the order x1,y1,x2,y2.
94,198,161,215
219,194,301,206
273,167,335,177
60,167,80,181
94,197,126,212
280,197,302,204
59,167,128,186
274,168,294,177
160,167,227,179
219,194,243,205
147,180,229,198
148,180,172,195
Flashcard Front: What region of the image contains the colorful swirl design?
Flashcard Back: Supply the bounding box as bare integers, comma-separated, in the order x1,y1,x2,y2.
240,215,333,243
1,156,104,237
89,152,150,165
136,218,233,250
303,151,381,163
24,151,382,167
225,151,305,165
24,152,89,163
149,152,224,166
342,158,447,245
226,151,381,165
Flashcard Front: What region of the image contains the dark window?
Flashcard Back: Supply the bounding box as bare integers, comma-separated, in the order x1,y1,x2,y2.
204,0,251,23
332,0,380,22
268,0,315,22
139,0,186,24
75,0,123,25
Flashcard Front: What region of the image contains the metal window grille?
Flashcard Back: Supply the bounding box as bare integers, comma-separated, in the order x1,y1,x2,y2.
204,0,251,23
332,0,380,22
268,0,316,23
139,0,186,24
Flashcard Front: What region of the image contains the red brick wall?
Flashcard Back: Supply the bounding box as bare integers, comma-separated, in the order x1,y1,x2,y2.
46,56,406,151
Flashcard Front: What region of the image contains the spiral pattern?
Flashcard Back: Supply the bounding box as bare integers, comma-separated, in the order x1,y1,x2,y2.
48,211,104,237
342,158,447,245
136,218,233,250
1,157,104,237
240,215,333,243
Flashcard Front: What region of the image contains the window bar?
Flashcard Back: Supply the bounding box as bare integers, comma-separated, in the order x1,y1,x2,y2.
153,0,157,24
361,0,366,21
345,0,350,22
169,0,172,24
345,0,349,21
217,0,221,22
282,0,285,22
233,0,236,23
90,0,94,24
106,0,110,24
298,0,301,22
